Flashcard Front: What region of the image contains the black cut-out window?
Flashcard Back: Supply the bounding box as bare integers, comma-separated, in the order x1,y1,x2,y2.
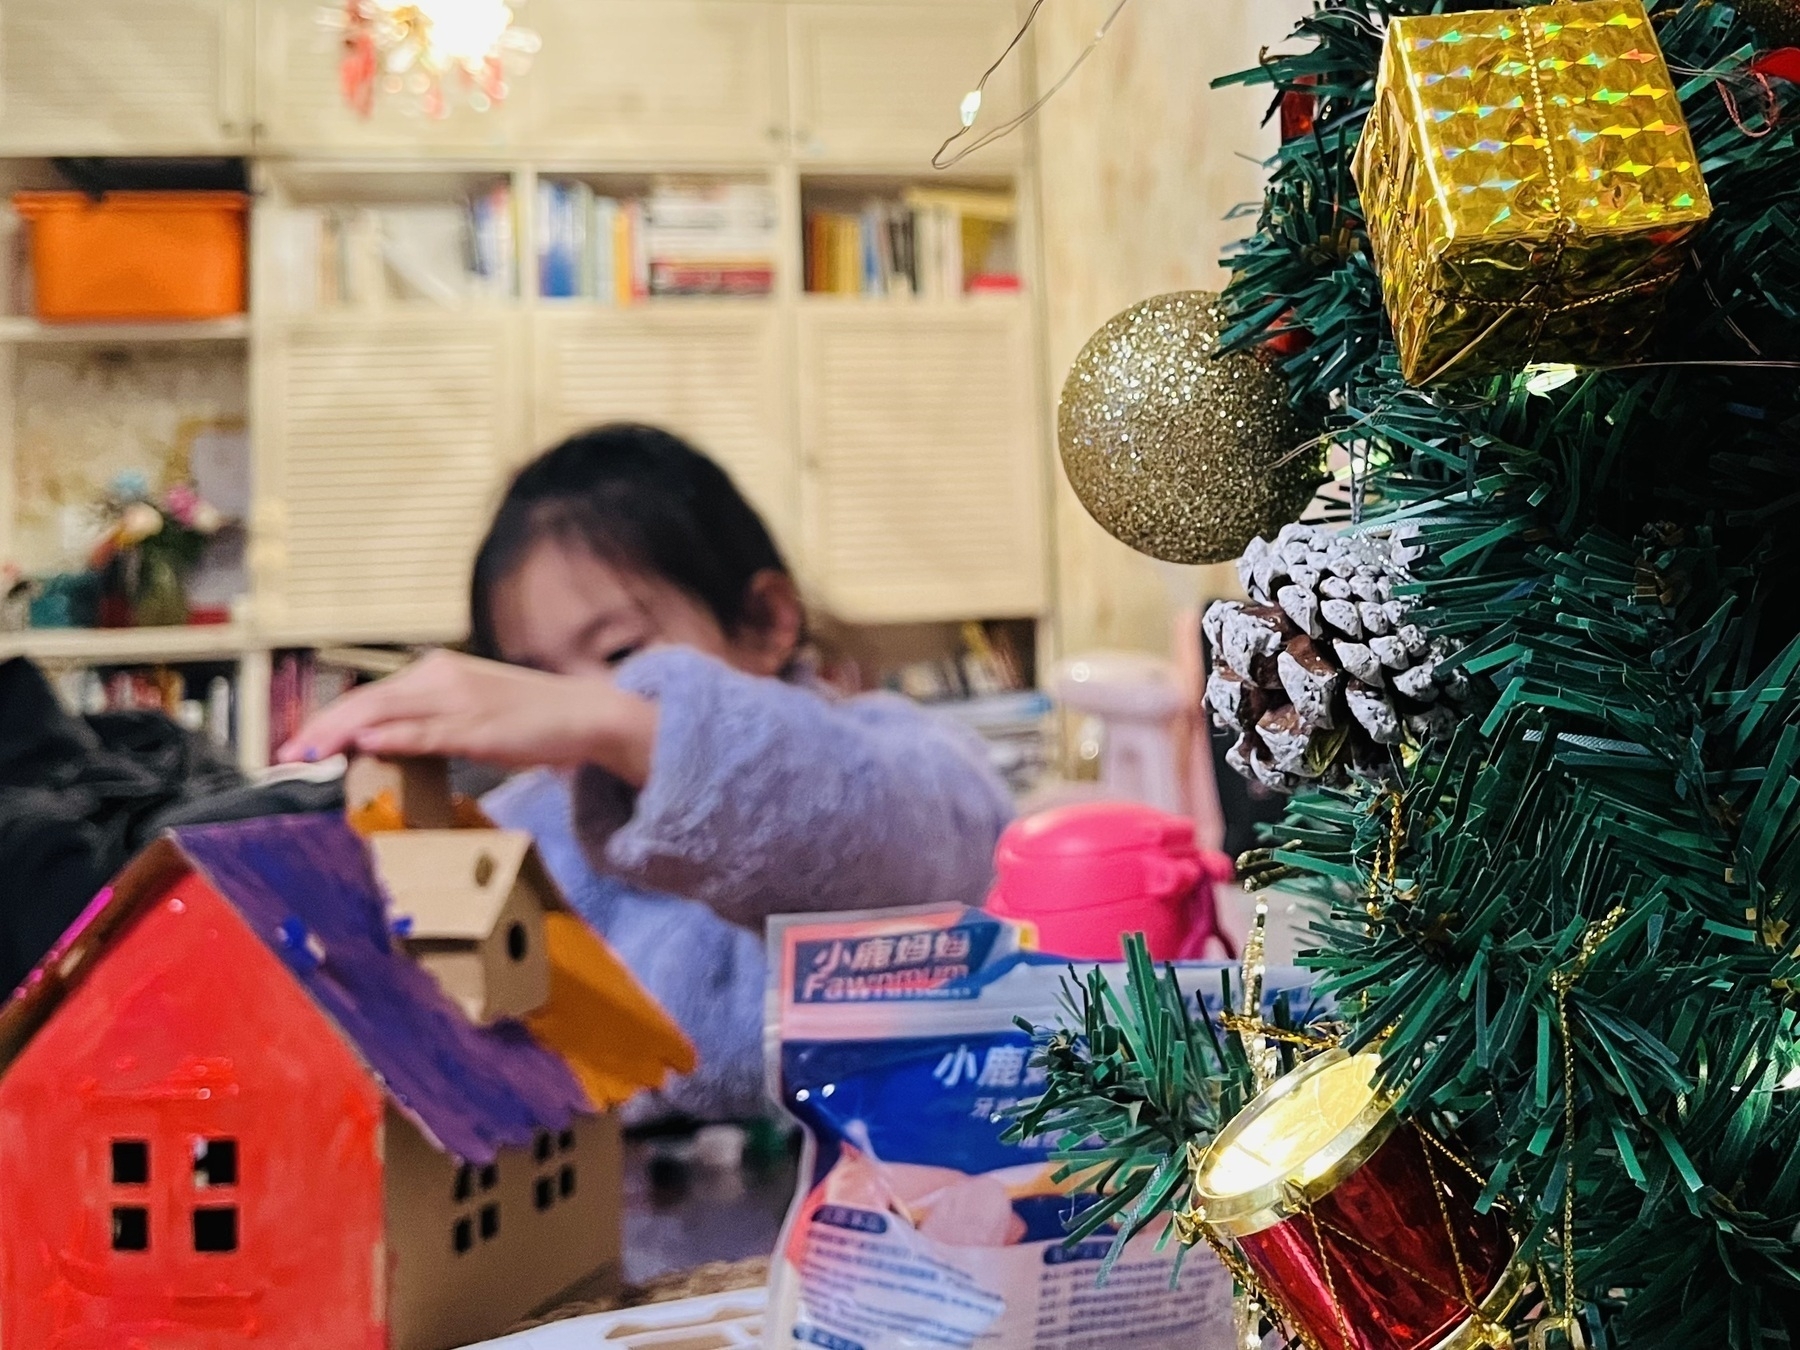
111,1206,148,1251
479,1204,499,1240
193,1138,237,1188
193,1207,238,1253
559,1165,575,1199
111,1140,149,1186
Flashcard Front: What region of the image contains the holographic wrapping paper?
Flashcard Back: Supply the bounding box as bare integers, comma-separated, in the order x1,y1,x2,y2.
1352,0,1712,385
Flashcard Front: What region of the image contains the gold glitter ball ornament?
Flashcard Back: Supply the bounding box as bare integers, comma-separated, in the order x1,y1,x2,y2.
1058,292,1322,565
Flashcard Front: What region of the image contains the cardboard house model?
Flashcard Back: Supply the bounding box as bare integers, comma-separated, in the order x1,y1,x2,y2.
0,757,695,1350
374,829,555,1025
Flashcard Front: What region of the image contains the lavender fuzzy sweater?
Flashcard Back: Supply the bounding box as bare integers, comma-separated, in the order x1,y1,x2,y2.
483,647,1013,1122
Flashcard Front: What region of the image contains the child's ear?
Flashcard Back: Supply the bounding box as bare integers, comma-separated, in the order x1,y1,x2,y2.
735,569,805,676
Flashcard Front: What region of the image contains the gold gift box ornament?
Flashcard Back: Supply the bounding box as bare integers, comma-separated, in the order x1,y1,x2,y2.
1352,0,1712,385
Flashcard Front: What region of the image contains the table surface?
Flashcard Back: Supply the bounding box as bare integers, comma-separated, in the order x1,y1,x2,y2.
621,1134,798,1286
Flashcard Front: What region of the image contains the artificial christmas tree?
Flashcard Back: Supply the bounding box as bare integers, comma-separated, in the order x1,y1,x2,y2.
1018,1,1800,1346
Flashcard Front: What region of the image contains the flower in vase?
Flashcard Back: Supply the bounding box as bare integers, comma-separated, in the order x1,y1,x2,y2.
164,482,201,526
190,501,226,535
118,502,165,546
109,469,152,503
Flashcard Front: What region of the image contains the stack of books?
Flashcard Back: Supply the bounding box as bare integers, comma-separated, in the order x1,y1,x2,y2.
261,185,517,309
467,184,517,300
536,179,779,302
267,650,370,762
804,186,1020,298
54,665,237,752
933,690,1054,795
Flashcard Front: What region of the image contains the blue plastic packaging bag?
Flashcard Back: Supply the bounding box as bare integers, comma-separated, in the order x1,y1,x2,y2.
765,906,1318,1350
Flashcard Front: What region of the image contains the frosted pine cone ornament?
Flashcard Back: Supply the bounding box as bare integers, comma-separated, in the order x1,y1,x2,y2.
1204,522,1467,793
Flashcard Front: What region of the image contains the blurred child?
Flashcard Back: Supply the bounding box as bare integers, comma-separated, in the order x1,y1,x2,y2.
285,424,1014,1119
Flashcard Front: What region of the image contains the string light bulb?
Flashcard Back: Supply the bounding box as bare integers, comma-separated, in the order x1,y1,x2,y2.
1523,363,1581,396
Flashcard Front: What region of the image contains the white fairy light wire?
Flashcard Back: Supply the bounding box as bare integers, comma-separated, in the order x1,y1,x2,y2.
934,0,1137,170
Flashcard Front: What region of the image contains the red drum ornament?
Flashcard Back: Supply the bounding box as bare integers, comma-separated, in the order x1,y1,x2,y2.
1192,1049,1525,1350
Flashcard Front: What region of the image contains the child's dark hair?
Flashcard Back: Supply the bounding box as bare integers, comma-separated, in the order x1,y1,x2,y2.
469,424,792,659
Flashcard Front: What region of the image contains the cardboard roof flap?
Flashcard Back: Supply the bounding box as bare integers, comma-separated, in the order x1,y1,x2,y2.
370,829,543,941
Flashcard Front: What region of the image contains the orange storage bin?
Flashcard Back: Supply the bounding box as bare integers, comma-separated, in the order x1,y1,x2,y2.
13,191,248,322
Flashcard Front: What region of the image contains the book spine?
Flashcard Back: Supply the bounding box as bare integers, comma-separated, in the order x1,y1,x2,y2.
834,216,859,296
205,674,233,751
877,204,901,297
914,207,937,300
628,200,649,302
860,204,884,297
940,204,963,297
320,209,343,307
471,185,516,299
539,181,584,299
571,181,594,299
649,261,775,296
899,212,917,295
591,197,618,305
503,185,518,297
810,213,827,294
612,204,632,306
535,180,555,297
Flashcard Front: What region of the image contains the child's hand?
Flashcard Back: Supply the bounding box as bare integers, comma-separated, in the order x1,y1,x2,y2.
277,650,657,784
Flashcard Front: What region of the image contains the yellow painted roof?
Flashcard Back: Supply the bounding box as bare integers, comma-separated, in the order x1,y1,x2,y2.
527,911,697,1108
353,783,695,1105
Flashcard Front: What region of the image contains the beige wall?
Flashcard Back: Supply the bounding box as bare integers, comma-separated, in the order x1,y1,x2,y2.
1033,0,1309,657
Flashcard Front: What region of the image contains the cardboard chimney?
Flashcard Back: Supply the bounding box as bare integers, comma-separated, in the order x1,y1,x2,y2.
344,754,456,831
371,830,554,1024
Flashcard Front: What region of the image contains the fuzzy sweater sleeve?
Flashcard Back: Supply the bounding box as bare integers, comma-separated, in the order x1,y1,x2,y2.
572,648,1014,927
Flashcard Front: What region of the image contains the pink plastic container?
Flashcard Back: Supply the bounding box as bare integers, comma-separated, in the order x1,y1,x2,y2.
986,802,1236,961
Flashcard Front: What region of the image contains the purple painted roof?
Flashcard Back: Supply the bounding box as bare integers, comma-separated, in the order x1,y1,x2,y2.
172,814,589,1165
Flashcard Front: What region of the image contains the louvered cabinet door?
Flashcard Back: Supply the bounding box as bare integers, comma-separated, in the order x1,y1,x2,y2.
0,0,249,152
524,0,785,161
253,0,525,153
256,318,520,644
797,302,1045,622
786,2,1021,166
532,305,795,553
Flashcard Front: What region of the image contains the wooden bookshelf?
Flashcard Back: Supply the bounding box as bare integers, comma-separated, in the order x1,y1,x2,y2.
0,0,1049,769
0,623,251,665
0,317,251,345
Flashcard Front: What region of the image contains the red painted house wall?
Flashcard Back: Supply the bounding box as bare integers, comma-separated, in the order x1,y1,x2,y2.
0,872,388,1349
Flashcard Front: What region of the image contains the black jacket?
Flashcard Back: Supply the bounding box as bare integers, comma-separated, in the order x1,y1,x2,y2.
0,658,339,994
